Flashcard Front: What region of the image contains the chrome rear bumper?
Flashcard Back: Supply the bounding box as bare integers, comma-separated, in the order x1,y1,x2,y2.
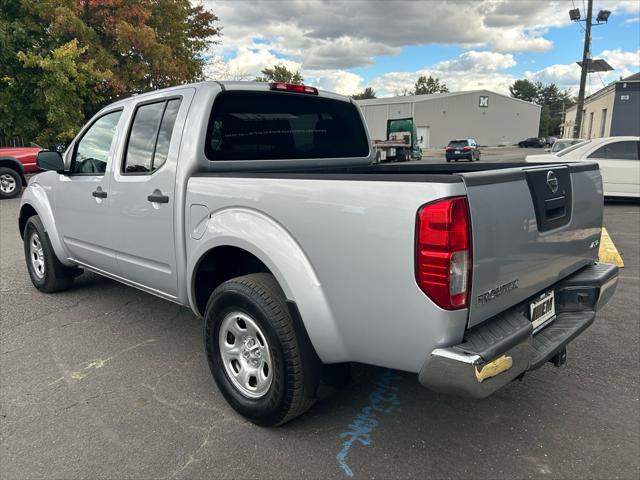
418,262,618,398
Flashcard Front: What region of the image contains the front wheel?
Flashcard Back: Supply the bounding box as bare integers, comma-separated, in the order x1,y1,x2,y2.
204,273,319,426
0,167,22,199
23,215,78,292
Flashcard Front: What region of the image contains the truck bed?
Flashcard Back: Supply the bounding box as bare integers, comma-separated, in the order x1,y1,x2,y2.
188,160,602,369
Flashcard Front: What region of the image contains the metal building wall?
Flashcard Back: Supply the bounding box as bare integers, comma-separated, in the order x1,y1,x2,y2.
412,92,540,147
611,82,640,137
358,91,540,147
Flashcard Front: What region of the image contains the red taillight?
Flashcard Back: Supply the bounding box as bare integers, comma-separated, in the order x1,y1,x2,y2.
270,82,318,95
445,147,452,151
415,196,472,310
462,146,471,151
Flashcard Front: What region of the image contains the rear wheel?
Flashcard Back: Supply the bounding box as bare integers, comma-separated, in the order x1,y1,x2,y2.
204,273,319,426
0,167,22,199
23,215,78,292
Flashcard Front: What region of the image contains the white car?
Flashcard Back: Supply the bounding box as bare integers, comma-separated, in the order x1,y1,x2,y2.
526,136,640,198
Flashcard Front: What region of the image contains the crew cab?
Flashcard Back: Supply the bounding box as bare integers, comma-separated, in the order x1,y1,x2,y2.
19,81,618,426
0,145,41,199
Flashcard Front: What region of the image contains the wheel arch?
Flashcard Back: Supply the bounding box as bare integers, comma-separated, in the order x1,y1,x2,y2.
187,207,348,363
19,185,73,266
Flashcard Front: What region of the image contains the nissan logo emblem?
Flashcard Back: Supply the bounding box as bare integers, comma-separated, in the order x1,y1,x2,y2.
546,170,559,194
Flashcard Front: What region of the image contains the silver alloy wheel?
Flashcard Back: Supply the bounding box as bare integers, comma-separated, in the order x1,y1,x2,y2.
29,232,45,279
0,173,17,194
219,311,273,399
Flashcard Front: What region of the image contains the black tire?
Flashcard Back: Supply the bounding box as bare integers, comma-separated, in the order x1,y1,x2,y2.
204,273,320,426
23,215,77,292
0,167,22,199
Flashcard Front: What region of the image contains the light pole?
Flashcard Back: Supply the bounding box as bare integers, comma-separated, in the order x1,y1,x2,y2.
569,1,612,138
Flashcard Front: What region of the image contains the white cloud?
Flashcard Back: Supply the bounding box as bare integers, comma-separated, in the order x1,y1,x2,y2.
524,49,640,92
201,1,640,97
305,70,364,95
367,50,518,97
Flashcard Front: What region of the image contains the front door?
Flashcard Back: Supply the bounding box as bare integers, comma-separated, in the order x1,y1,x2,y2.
55,109,123,273
109,90,192,298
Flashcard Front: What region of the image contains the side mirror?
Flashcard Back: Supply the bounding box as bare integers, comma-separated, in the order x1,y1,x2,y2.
420,136,424,142
37,150,65,172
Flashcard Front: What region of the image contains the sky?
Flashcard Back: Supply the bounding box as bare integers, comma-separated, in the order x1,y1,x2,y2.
203,0,640,97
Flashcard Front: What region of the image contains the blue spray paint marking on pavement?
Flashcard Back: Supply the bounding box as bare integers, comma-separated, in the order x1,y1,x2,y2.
336,369,403,477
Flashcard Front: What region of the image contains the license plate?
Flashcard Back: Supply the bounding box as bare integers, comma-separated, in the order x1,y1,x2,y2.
455,150,461,154
530,291,555,332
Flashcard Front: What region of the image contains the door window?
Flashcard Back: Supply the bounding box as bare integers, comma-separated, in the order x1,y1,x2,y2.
123,98,182,173
71,110,122,174
588,141,639,160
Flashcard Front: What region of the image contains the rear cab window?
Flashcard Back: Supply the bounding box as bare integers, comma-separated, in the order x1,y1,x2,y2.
205,91,369,161
448,140,468,148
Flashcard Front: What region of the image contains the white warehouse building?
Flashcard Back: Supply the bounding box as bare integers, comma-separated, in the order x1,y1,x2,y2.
356,90,541,148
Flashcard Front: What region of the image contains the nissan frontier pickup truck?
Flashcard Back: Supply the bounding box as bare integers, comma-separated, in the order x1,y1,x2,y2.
20,81,618,426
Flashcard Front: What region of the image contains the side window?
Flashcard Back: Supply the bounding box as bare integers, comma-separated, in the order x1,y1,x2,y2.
123,98,182,173
588,141,639,160
71,110,122,174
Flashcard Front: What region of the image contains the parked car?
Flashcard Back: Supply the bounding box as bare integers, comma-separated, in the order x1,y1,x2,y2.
0,146,41,199
20,81,618,425
526,136,640,198
518,137,545,148
546,138,585,153
445,138,480,162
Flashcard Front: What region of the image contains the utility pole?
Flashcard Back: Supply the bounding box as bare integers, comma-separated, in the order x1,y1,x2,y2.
573,0,593,138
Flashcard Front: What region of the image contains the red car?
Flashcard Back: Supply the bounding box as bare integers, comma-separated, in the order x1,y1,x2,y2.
0,146,42,199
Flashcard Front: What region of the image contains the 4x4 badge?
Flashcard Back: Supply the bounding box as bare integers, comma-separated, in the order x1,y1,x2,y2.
546,170,559,194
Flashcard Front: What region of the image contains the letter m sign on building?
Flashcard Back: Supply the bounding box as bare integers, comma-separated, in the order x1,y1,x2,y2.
479,95,489,108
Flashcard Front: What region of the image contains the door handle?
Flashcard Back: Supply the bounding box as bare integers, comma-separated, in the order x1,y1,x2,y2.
92,189,107,198
147,193,169,204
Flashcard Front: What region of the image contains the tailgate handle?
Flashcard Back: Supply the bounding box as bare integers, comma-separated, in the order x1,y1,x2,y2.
544,196,566,221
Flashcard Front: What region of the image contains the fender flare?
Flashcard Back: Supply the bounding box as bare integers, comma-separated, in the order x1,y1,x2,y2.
19,182,73,266
187,207,348,363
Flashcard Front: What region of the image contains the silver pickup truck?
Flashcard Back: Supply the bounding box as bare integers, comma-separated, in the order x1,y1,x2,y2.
20,81,618,426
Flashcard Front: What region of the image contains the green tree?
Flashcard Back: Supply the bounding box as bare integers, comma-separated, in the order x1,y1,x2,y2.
509,79,575,136
413,75,449,95
0,0,221,147
351,87,376,99
255,64,304,84
509,79,540,103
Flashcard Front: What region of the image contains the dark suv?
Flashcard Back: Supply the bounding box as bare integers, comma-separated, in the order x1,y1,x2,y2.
518,137,545,148
445,138,480,162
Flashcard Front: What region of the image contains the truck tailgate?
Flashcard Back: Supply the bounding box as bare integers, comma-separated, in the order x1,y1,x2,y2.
460,162,603,328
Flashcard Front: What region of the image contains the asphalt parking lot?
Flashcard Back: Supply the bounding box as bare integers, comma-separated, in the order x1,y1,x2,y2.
1,174,639,479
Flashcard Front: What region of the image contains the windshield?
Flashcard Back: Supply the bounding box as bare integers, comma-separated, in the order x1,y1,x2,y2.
551,140,579,153
557,140,591,157
448,140,468,148
205,91,369,161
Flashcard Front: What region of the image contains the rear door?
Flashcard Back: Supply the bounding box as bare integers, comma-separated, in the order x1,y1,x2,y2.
109,88,194,298
460,163,603,328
